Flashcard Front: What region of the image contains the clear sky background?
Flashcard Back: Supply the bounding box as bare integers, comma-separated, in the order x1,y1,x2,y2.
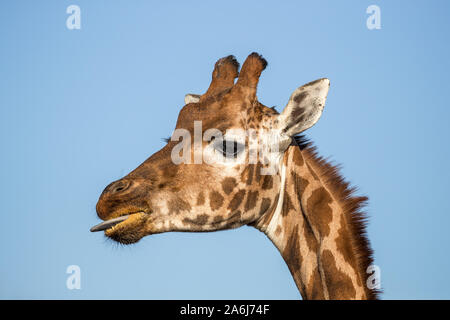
1,1,449,299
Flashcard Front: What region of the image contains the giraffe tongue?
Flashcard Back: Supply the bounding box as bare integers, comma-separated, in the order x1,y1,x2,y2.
90,215,130,232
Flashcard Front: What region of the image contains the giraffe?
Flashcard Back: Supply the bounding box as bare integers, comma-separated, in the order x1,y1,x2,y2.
91,53,378,300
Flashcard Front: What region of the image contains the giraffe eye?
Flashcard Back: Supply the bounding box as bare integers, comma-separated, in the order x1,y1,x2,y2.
213,140,244,158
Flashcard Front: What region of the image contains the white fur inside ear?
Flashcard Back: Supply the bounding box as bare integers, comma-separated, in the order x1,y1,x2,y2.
279,78,330,136
184,94,201,104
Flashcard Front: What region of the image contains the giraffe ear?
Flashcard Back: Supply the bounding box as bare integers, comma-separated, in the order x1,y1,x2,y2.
184,94,201,104
278,78,330,136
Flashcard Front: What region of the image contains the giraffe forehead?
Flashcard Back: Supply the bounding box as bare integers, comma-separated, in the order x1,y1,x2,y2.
175,105,236,132
175,100,276,132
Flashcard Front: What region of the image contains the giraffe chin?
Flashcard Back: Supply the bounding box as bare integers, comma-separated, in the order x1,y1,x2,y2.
103,212,150,245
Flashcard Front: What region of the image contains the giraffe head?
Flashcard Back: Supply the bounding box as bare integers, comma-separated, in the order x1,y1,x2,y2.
91,53,330,244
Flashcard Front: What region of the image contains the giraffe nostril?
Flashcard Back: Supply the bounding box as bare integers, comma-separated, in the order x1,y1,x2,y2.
106,179,131,195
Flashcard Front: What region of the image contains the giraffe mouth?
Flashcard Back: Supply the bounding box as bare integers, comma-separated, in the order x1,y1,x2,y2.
90,211,147,232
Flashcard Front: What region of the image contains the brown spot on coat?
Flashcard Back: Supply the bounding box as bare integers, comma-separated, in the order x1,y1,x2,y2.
306,188,333,237
183,214,208,226
298,176,309,191
262,175,273,190
321,249,356,299
168,197,191,215
281,192,294,217
196,191,205,206
244,190,259,211
221,177,237,195
282,228,301,274
209,191,224,211
228,189,246,211
292,147,304,167
255,163,262,182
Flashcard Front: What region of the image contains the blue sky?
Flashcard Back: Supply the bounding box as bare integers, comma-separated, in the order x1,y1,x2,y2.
1,1,449,299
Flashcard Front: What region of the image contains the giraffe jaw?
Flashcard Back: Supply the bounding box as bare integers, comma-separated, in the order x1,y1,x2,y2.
100,211,151,244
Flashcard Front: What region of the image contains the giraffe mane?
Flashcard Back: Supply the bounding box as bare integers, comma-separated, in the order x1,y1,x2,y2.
294,135,381,300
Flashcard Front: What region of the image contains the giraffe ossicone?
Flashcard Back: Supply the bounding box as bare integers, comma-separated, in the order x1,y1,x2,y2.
92,53,378,300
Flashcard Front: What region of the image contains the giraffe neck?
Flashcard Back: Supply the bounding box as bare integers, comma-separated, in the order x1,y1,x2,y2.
252,141,375,299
